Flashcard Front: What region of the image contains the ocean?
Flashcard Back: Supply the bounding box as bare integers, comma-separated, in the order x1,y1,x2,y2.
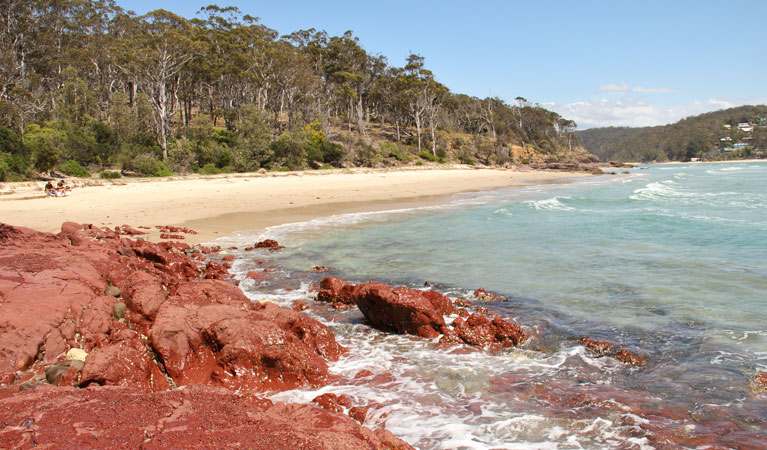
216,161,767,449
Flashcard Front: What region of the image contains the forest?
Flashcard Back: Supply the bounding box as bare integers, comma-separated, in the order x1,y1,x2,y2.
0,1,581,181
576,105,767,163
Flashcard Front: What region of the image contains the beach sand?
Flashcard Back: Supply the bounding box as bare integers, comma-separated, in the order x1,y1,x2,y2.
0,167,585,244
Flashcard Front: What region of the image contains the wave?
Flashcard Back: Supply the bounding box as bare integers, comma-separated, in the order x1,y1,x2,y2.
522,196,575,212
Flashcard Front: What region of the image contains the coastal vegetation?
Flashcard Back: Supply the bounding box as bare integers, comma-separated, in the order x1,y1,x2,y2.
576,105,767,162
0,1,582,181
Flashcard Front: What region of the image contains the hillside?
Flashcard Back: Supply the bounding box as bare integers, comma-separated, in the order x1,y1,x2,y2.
577,105,767,162
0,2,594,182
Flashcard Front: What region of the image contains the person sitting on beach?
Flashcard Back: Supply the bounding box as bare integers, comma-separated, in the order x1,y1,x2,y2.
56,180,65,197
44,181,56,197
64,185,72,196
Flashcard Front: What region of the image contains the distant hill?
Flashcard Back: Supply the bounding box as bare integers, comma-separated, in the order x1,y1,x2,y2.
576,105,767,162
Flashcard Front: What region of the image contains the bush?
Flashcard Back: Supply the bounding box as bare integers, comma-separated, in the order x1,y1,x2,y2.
198,163,229,175
380,142,412,162
59,159,90,178
436,147,447,159
131,153,174,177
270,166,290,172
0,152,29,180
418,150,439,162
99,170,121,179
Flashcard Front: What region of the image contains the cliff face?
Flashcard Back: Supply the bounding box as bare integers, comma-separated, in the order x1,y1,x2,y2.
0,222,413,449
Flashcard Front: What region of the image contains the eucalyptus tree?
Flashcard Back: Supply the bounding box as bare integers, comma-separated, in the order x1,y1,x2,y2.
115,9,203,159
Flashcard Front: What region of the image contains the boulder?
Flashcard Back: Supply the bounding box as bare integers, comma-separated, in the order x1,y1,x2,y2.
353,282,446,338
581,337,613,357
79,341,169,392
615,349,646,366
317,276,355,305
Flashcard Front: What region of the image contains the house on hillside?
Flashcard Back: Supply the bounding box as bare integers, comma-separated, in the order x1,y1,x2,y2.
738,122,753,132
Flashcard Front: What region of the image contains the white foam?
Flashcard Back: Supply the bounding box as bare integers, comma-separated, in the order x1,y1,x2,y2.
523,196,575,212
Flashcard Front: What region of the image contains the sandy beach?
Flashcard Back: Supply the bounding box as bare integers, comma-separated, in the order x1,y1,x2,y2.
0,167,585,244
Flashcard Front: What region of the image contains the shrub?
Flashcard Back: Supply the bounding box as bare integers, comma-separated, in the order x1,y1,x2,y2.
379,142,412,162
418,150,439,162
59,159,90,178
198,163,229,175
132,153,174,177
99,170,121,179
436,147,447,159
0,152,29,180
270,166,290,172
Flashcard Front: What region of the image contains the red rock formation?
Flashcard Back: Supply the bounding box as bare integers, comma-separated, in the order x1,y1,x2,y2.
0,385,414,449
473,288,508,302
353,282,447,338
0,222,410,448
254,239,285,251
615,349,646,366
317,276,355,305
580,337,614,357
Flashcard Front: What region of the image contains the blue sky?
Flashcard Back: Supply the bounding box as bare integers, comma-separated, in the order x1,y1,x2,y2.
120,0,767,129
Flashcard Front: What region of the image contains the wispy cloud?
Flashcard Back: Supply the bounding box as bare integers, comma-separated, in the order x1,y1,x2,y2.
544,96,767,129
597,82,679,94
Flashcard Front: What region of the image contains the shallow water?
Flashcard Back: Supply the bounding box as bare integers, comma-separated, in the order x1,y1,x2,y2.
216,161,767,449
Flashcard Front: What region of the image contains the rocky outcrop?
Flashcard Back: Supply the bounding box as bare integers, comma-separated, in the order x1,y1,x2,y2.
317,276,527,348
0,385,414,449
581,337,646,366
0,222,409,448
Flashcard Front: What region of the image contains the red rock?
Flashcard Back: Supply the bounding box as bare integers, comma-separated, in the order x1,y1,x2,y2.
349,405,369,424
149,297,343,391
311,266,331,272
317,276,355,305
159,233,185,240
353,282,446,338
246,270,273,282
581,337,614,357
453,297,472,307
120,271,167,320
491,316,527,346
313,392,352,413
473,288,508,302
80,341,169,392
0,385,413,449
354,370,373,379
292,300,311,311
221,255,236,262
750,372,767,394
422,290,456,315
254,239,285,251
615,349,646,366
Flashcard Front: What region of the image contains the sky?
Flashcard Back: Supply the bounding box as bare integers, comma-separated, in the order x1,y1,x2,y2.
119,0,767,129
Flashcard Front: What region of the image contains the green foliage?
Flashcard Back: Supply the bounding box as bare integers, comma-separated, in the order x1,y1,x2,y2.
198,163,229,175
0,152,29,180
354,140,382,167
436,147,447,158
0,126,25,156
418,150,440,162
379,142,412,162
270,133,307,170
24,124,64,173
59,160,90,178
99,170,121,179
270,166,290,172
130,153,174,177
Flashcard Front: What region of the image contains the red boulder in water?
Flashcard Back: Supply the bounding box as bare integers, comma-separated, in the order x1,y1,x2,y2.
317,276,356,305
352,282,447,338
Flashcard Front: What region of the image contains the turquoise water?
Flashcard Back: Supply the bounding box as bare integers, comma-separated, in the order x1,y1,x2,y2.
222,161,767,449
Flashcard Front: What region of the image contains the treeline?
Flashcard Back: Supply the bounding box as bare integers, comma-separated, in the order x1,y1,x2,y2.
0,1,580,181
577,105,767,162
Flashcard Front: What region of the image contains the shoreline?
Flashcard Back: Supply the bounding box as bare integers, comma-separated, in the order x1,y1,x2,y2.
0,167,587,244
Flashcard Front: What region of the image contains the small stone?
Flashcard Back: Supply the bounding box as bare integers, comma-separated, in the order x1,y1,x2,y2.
65,348,87,362
113,302,127,319
45,363,70,385
104,286,121,297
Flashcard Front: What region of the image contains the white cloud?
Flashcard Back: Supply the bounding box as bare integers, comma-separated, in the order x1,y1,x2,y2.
597,82,679,94
543,96,767,129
